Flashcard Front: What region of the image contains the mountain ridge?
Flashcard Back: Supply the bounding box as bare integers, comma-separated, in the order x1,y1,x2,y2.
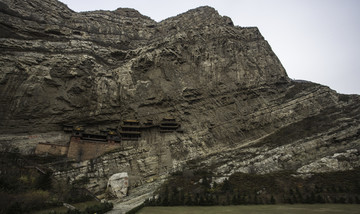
0,0,359,212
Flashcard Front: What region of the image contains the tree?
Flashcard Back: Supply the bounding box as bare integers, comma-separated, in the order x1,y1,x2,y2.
338,196,346,204
199,195,205,206
232,194,238,205
225,193,231,205
180,190,185,205
270,195,276,204
208,194,216,205
35,172,52,190
296,187,303,202
213,181,218,189
253,194,258,205
156,195,162,206
221,179,231,193
215,194,220,205
355,196,360,204
52,179,71,202
316,194,325,203
185,195,194,206
242,194,248,205
163,185,169,206
169,186,179,205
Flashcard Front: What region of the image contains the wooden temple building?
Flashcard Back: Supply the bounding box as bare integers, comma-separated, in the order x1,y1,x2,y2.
160,118,180,133
36,118,182,161
119,120,141,140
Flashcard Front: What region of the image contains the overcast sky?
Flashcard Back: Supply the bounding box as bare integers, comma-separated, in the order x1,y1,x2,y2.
59,0,360,95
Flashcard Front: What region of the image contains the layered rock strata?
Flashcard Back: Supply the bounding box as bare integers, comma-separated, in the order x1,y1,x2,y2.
0,0,359,211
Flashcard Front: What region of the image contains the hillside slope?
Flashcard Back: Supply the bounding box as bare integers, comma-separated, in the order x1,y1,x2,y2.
0,0,359,211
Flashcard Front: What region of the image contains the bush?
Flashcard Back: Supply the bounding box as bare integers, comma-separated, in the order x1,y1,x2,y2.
18,190,50,211
0,190,51,213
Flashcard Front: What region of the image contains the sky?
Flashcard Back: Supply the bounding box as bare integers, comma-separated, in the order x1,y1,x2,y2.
59,0,360,95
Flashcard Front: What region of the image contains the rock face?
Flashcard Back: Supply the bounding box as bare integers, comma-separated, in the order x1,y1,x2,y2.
0,0,287,135
107,172,129,198
0,0,360,210
296,149,360,174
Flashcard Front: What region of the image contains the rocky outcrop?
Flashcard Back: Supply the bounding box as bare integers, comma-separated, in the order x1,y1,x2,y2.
107,172,129,198
52,133,178,194
0,0,287,135
296,149,360,174
0,0,359,211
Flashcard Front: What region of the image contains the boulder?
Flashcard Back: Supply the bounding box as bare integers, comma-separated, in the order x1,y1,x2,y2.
107,172,129,198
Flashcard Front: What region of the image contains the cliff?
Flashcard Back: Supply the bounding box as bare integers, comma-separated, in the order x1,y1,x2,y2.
0,0,359,211
0,0,288,135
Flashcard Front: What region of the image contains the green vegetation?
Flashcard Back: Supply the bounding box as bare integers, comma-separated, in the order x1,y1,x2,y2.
146,169,360,206
0,151,99,214
137,204,360,214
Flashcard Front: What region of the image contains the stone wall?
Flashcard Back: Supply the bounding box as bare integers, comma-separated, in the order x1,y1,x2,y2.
67,137,122,161
35,142,69,156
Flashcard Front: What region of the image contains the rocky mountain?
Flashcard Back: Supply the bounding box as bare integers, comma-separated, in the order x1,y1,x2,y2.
1,0,359,212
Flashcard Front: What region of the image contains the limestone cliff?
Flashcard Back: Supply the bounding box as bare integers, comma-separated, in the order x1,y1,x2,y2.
0,0,360,211
0,0,287,135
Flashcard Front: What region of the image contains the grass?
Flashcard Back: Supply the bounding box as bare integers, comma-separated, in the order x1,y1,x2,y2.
137,204,360,214
31,200,101,214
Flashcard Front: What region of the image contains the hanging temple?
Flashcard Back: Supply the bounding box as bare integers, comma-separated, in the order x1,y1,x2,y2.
35,118,183,161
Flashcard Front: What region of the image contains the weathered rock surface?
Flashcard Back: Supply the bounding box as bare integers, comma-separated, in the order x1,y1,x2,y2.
0,0,360,212
296,149,360,174
0,0,287,136
107,172,129,198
